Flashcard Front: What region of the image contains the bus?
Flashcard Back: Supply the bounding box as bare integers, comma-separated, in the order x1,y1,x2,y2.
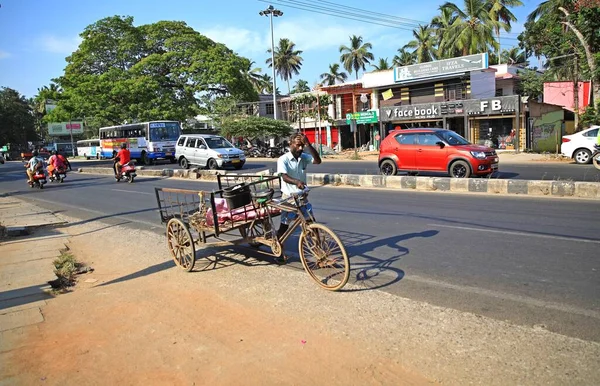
76,139,102,159
98,121,181,164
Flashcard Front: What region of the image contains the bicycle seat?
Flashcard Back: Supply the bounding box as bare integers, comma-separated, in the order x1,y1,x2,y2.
251,188,274,201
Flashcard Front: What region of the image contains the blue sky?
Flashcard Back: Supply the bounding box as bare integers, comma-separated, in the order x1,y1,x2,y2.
0,0,541,99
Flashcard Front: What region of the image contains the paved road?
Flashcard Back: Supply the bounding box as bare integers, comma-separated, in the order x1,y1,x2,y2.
1,161,599,343
65,158,600,182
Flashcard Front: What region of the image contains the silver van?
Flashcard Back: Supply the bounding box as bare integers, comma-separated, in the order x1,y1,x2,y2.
175,134,246,170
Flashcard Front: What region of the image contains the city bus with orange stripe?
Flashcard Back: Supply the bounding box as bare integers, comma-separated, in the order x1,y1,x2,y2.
98,121,181,165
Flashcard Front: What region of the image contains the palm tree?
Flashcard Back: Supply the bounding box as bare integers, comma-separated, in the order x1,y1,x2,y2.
526,0,575,22
431,7,459,59
500,47,528,65
291,79,310,94
392,47,416,67
241,61,265,94
372,58,391,71
320,63,348,85
405,25,437,63
339,35,375,79
266,38,303,95
488,0,523,61
440,0,500,56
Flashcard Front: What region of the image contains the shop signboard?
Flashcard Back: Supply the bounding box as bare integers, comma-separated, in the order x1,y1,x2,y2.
394,53,488,83
47,121,84,136
345,110,378,124
380,95,520,122
380,102,463,122
464,95,519,115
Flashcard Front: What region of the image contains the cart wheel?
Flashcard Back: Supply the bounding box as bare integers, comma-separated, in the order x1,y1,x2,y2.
247,218,273,248
298,223,350,291
166,218,195,272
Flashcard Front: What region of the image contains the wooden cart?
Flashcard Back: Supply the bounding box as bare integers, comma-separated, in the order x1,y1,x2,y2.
155,175,350,291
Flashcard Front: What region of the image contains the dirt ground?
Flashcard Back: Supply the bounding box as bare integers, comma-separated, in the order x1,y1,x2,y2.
3,216,599,385
1,220,430,386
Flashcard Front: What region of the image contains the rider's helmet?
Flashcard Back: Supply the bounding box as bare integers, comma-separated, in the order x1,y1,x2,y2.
32,150,39,157
121,143,127,149
51,150,57,155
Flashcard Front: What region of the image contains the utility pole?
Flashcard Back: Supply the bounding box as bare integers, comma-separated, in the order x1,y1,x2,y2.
352,92,357,156
316,93,322,156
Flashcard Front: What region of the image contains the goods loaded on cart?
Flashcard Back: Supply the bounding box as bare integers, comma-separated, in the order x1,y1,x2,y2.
155,175,350,291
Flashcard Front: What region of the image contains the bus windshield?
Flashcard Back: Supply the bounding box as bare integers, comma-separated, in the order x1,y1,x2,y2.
149,122,180,142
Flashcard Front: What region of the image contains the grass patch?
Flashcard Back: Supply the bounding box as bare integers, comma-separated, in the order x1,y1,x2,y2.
50,251,81,291
349,151,362,160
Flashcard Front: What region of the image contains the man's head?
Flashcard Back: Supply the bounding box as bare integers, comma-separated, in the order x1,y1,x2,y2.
121,143,127,150
51,150,57,155
289,133,306,159
32,150,39,157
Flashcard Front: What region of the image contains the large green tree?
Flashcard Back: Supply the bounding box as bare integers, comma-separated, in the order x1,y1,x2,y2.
431,7,459,59
440,0,500,56
405,25,437,63
0,87,37,146
291,79,310,94
219,115,292,139
519,2,600,127
339,35,374,79
51,16,257,130
488,0,523,61
392,48,416,67
372,57,392,71
319,63,348,86
266,38,304,95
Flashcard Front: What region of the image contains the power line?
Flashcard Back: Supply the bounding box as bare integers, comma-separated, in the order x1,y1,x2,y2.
294,0,428,26
257,0,417,31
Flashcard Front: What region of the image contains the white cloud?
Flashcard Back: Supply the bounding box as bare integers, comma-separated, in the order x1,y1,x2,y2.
200,26,266,56
0,50,10,59
38,35,82,54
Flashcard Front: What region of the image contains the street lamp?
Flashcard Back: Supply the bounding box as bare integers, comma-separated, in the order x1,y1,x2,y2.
259,5,283,120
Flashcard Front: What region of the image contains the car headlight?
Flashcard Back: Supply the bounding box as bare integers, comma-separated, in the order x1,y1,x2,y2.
470,151,486,159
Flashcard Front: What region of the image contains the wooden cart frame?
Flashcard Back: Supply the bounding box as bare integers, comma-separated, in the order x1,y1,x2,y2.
155,175,350,291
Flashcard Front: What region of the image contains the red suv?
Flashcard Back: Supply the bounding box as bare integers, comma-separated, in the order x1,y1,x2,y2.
378,128,499,178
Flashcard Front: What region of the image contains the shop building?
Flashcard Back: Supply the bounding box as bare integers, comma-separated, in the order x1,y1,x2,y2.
362,53,527,151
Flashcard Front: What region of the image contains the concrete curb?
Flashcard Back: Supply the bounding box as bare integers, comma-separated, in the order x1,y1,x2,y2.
77,167,600,199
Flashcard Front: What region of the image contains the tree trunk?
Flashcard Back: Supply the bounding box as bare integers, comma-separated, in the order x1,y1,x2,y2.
559,7,598,104
574,54,580,131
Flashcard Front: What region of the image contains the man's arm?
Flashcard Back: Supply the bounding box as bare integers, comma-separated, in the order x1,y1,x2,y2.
302,135,321,164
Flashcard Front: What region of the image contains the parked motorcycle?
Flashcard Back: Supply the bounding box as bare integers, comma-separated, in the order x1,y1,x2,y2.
28,170,47,189
115,161,137,183
48,167,68,183
593,144,600,170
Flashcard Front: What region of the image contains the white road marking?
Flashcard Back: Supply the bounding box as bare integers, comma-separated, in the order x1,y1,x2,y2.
429,223,600,244
404,274,600,320
110,189,153,195
23,196,160,229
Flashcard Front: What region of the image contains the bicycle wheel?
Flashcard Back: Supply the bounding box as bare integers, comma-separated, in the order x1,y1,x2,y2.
166,218,195,272
298,223,349,291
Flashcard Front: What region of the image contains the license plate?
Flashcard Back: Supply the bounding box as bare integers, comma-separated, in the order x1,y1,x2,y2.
165,152,172,156
232,159,240,163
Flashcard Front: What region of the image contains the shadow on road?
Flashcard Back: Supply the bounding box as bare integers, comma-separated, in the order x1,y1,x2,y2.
336,229,439,292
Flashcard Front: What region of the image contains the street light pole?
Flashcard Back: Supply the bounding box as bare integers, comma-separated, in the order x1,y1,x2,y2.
259,5,283,120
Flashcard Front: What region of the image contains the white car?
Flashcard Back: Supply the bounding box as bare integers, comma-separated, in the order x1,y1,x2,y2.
561,125,600,164
175,134,246,170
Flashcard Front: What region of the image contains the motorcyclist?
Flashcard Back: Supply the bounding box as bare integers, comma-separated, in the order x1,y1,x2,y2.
58,151,72,171
25,150,45,184
47,150,66,177
113,143,131,179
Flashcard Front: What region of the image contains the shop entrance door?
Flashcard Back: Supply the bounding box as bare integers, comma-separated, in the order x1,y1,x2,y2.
445,117,465,137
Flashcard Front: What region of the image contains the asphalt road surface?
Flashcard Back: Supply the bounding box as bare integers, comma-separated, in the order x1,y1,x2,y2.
66,158,600,182
1,161,599,343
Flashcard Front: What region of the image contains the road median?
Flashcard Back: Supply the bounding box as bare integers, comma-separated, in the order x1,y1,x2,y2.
77,167,600,199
